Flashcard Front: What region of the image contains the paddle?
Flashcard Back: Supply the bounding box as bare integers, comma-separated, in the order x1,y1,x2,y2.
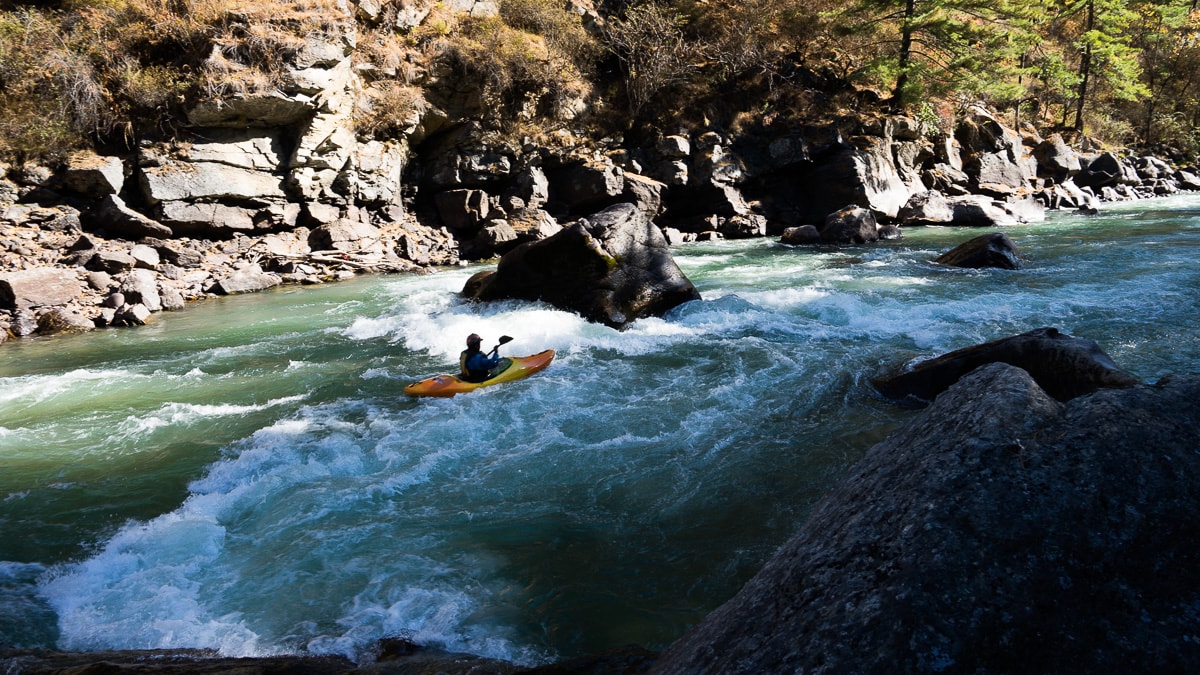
490,335,513,356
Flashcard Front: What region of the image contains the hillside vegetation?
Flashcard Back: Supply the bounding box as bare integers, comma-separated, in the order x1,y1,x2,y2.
2,0,1199,164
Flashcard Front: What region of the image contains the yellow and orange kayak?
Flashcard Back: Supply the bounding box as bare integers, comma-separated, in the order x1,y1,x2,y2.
403,349,555,398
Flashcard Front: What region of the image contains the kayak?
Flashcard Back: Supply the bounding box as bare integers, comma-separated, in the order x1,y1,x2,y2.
404,349,555,398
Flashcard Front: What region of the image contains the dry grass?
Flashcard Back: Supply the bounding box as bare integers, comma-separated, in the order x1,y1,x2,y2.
355,81,427,138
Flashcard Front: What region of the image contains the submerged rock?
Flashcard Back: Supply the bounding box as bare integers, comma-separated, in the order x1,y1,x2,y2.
462,203,700,329
652,364,1200,674
871,327,1140,404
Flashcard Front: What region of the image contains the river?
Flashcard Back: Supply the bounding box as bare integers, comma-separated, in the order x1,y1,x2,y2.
2,194,1198,664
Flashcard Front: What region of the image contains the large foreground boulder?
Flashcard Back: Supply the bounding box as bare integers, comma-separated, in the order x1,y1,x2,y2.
462,203,700,329
871,327,1139,404
652,363,1200,674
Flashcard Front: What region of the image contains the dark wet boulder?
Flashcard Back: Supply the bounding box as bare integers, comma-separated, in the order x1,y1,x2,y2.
877,223,902,240
819,205,878,244
934,232,1020,269
1075,152,1140,189
652,363,1200,675
779,225,821,246
871,326,1140,404
462,203,700,329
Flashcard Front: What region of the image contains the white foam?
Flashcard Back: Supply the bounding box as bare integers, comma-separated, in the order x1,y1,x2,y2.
116,396,307,438
0,369,141,408
40,511,267,655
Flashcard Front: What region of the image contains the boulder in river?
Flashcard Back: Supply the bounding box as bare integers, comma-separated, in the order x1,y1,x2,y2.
652,363,1200,674
779,224,821,246
462,202,700,329
934,232,1021,269
820,205,879,244
871,326,1140,404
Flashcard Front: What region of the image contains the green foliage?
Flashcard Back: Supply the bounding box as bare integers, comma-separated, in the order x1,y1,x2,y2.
826,0,1034,109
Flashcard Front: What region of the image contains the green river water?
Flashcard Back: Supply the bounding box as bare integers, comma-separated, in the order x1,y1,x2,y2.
2,194,1198,664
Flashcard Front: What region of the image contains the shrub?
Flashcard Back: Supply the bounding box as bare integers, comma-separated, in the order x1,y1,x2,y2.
605,3,699,118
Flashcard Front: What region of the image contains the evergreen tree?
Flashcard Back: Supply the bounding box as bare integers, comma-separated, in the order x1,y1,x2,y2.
828,0,1032,110
1126,0,1200,149
1046,0,1147,132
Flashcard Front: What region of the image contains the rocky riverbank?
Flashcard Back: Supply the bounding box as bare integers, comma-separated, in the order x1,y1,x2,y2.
1,0,1197,343
4,106,1199,343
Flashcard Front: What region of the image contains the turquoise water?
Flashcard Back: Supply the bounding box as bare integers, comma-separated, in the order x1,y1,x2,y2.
2,195,1198,663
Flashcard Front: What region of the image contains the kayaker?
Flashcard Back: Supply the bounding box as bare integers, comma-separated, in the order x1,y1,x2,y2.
460,333,501,382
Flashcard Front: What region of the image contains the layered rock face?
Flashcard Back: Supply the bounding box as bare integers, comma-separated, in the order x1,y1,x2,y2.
652,363,1200,674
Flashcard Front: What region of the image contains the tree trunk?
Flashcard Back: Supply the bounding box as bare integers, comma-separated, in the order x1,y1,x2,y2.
1073,0,1095,132
892,0,917,109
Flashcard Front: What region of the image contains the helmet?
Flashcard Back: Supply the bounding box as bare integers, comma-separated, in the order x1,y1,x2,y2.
466,333,482,346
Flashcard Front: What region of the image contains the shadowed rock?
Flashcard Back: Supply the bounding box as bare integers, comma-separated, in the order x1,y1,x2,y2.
779,224,821,246
934,232,1020,269
820,205,878,244
652,364,1200,674
462,203,700,329
82,195,174,240
871,327,1140,404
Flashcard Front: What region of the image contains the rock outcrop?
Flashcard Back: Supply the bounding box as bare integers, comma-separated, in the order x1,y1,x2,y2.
871,327,1141,404
461,203,700,329
652,363,1200,674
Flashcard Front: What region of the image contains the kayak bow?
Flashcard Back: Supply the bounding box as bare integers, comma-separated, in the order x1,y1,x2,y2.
403,349,555,398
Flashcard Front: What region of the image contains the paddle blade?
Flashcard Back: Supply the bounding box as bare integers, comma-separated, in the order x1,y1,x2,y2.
498,335,514,345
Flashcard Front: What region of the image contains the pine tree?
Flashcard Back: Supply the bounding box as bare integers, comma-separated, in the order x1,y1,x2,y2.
828,0,1033,110
1046,0,1147,132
